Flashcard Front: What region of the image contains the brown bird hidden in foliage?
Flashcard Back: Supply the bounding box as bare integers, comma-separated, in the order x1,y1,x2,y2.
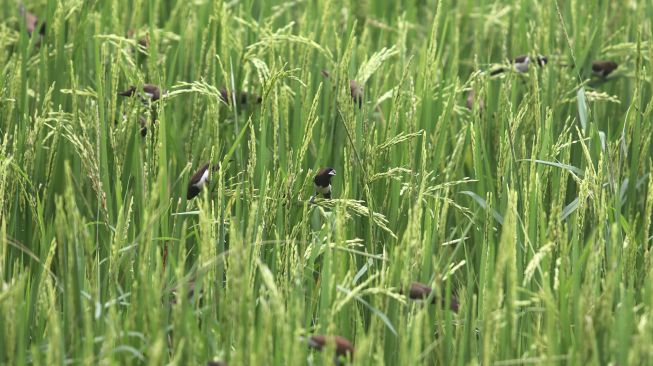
169,280,202,305
206,362,227,366
138,115,159,137
20,4,46,38
219,87,262,106
307,335,355,364
320,70,363,108
126,29,150,51
592,60,618,78
465,89,484,112
405,282,459,312
349,80,363,108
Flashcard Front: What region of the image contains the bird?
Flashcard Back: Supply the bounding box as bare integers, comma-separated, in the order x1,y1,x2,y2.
127,30,149,49
187,163,218,200
19,4,45,48
19,4,45,38
321,70,363,108
306,335,354,365
490,55,547,76
206,362,227,366
404,282,459,312
138,115,158,137
311,167,336,202
118,84,164,103
218,87,262,106
115,114,152,137
349,80,363,109
592,60,618,78
465,89,484,112
169,280,202,305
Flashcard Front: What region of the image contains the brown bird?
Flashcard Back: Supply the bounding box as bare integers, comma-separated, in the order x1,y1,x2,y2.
465,89,484,111
592,60,618,78
307,335,355,365
405,282,459,312
321,70,363,108
187,163,220,200
115,114,153,137
126,29,150,52
118,84,164,103
19,4,45,37
207,362,227,366
311,167,336,202
219,87,262,106
169,280,202,305
349,80,363,109
138,115,159,137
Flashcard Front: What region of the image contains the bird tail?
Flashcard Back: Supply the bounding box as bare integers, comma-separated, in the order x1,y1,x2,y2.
489,67,506,76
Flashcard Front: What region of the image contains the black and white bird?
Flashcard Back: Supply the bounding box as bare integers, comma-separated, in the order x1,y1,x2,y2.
311,167,336,202
118,84,164,104
490,55,548,76
592,60,618,78
187,163,216,200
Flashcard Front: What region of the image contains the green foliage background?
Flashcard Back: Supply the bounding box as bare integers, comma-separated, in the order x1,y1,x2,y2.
1,0,652,365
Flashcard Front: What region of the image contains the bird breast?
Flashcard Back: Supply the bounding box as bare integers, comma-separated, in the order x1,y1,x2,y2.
315,184,331,195
196,169,209,188
514,57,530,73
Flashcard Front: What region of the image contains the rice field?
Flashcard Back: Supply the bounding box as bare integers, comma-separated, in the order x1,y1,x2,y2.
1,0,653,365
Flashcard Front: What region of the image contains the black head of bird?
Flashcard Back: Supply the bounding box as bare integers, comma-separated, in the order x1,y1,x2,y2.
534,55,548,67
313,167,336,200
186,163,220,200
592,60,618,78
118,84,163,103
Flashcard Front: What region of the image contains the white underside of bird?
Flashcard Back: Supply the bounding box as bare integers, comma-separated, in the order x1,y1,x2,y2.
195,169,209,188
315,184,331,195
514,57,529,73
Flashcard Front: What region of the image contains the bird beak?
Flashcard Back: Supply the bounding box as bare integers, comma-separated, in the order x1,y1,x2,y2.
329,170,336,176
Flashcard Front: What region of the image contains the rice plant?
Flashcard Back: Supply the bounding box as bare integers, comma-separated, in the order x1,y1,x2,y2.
1,0,652,365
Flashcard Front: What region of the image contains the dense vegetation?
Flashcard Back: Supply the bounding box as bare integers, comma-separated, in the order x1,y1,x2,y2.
1,0,653,365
